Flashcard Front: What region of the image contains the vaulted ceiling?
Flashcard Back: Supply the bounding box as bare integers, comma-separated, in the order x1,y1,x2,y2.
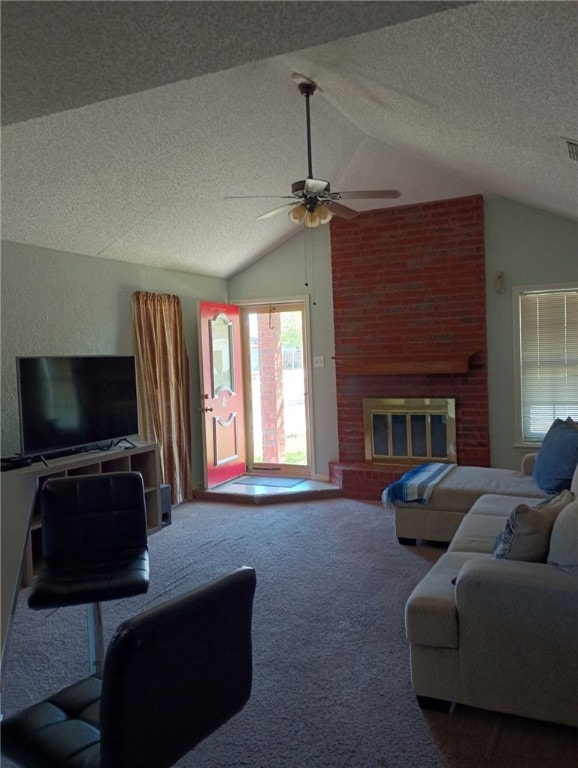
2,1,577,278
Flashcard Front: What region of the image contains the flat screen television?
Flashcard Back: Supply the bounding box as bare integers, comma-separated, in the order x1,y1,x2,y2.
17,355,140,458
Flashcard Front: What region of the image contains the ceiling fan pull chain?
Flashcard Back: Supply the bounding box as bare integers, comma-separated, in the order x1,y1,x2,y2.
303,234,309,288
309,229,317,306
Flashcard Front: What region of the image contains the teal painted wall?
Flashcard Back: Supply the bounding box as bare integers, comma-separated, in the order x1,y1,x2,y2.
485,198,578,468
0,241,228,486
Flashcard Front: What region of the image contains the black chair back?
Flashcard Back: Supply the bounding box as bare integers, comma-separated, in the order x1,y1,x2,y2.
29,472,149,609
40,472,148,561
2,567,257,768
101,566,256,768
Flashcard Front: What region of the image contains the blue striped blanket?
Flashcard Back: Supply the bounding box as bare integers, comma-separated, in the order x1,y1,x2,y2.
382,462,455,507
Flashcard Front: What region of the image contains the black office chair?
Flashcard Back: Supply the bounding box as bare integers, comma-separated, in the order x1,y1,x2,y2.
28,472,150,675
2,567,257,768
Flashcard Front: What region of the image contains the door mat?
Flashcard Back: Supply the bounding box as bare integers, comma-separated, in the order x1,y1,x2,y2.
234,476,304,488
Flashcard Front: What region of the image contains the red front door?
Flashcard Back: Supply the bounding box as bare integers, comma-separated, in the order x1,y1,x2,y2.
198,302,246,488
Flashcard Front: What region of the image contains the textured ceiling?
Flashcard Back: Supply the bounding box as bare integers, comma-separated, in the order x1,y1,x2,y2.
1,1,577,278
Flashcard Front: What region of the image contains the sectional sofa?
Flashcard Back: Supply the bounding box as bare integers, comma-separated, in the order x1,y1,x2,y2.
391,458,548,545
397,417,578,727
388,417,578,545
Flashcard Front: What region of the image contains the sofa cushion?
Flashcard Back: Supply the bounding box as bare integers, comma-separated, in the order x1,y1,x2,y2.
398,465,547,514
450,494,544,553
533,419,578,494
548,498,578,574
467,493,541,518
449,509,511,554
493,490,574,562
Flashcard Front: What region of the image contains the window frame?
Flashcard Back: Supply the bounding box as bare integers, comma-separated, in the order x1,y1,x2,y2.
513,283,578,448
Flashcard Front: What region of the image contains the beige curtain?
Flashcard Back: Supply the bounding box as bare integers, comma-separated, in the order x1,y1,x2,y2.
133,291,193,504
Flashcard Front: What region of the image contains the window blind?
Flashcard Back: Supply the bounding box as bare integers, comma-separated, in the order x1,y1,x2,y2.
519,288,578,441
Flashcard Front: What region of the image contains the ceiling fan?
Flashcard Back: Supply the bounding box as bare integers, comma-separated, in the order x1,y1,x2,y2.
225,75,401,228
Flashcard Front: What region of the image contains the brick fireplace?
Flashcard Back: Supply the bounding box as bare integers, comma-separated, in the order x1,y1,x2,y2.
328,195,489,499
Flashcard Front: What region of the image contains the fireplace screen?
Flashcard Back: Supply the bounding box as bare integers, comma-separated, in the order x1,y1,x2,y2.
363,398,456,465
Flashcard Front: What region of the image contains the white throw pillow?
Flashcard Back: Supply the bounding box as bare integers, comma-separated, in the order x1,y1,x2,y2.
571,462,578,495
548,498,578,574
493,490,574,562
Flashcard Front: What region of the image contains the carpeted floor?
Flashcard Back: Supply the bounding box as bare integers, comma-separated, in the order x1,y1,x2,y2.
2,498,577,767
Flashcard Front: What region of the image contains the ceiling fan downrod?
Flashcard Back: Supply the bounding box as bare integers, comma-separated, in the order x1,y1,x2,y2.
298,81,317,180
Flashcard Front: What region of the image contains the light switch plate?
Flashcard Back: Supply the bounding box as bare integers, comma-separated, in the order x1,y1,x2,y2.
313,355,325,368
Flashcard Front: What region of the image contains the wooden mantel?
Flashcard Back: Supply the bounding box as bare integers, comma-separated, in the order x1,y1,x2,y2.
335,352,475,375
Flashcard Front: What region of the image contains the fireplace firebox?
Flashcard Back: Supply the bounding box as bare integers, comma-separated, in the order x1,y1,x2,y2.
363,397,456,465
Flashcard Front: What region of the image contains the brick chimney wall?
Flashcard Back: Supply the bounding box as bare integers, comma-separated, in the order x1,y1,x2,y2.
329,195,489,496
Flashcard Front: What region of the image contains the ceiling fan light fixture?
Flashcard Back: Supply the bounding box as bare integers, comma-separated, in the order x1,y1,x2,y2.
304,211,321,228
316,205,333,224
288,203,307,224
289,202,333,227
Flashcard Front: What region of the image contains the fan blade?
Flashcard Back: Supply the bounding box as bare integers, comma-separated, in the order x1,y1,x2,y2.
224,195,295,200
328,202,360,220
338,189,401,200
257,203,295,220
